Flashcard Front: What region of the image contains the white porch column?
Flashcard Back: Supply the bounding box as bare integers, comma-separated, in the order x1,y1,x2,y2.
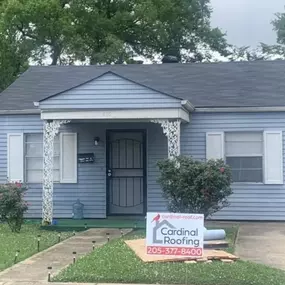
151,120,181,159
42,119,70,225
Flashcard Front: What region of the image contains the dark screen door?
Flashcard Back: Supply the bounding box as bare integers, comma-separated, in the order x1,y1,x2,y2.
107,131,146,215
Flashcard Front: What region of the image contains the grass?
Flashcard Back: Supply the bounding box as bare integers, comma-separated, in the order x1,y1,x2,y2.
0,223,73,271
53,227,285,285
25,218,146,229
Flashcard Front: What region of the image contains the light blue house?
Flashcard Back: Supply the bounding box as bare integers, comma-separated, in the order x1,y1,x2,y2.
1,61,285,222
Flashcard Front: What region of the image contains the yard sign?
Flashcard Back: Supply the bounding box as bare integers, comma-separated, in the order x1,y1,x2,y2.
146,212,204,257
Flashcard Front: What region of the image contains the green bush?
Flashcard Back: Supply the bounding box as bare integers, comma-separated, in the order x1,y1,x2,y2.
157,156,232,219
0,182,28,232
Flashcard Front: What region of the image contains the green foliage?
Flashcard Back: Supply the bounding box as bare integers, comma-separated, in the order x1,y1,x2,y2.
1,0,76,65
0,24,29,92
0,0,229,66
0,182,28,233
157,156,232,218
261,9,285,60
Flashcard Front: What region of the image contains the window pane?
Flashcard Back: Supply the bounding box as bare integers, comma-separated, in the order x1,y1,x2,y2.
26,170,42,183
54,142,60,156
225,132,263,156
53,170,60,182
26,169,60,183
232,169,263,183
226,132,263,142
26,134,43,143
26,157,43,170
226,156,263,182
241,157,263,168
226,141,263,156
26,142,43,156
54,156,60,169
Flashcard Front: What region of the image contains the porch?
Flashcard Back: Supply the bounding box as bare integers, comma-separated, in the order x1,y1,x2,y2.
33,71,193,224
40,120,186,224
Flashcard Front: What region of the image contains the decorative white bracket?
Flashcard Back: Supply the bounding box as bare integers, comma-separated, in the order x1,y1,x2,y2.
151,120,181,159
42,119,70,225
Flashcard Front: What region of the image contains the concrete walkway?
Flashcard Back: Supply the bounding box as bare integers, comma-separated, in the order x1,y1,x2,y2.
236,222,285,270
0,228,131,284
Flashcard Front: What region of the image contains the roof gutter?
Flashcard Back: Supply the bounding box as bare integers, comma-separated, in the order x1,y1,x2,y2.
181,100,195,112
195,106,285,113
0,109,40,115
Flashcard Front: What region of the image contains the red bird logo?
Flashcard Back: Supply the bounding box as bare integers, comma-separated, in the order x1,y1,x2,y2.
152,214,160,223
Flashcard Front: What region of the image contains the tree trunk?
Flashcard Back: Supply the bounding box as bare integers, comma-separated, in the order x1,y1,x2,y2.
51,44,61,65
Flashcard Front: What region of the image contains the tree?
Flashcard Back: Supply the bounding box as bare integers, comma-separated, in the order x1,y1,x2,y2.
0,25,29,92
0,0,229,65
157,156,232,219
1,0,76,65
261,9,285,60
69,0,229,64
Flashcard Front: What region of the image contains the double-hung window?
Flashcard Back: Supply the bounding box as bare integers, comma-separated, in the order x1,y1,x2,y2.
225,132,263,183
207,131,283,185
24,134,60,183
7,132,77,184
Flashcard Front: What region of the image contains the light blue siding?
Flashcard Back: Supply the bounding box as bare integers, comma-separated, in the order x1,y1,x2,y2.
181,112,285,221
39,73,181,109
0,115,167,218
2,111,285,221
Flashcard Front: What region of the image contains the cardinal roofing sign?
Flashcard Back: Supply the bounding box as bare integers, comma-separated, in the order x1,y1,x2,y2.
146,212,204,257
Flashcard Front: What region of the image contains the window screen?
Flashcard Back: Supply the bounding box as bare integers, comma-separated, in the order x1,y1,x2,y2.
225,132,263,183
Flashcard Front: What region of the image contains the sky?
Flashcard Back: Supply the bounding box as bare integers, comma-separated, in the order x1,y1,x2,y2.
211,0,285,47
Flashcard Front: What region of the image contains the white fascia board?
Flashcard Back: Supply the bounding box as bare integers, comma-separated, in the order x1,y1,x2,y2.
41,108,190,122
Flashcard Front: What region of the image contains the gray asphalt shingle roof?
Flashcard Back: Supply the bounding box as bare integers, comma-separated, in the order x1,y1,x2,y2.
1,60,285,110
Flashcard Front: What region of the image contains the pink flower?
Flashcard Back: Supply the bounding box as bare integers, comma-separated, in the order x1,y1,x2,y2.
220,167,225,173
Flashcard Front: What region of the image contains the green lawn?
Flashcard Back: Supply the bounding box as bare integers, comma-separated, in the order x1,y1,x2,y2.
0,224,72,271
53,227,285,285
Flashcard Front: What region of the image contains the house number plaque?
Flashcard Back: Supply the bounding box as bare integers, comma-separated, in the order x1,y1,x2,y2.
78,153,95,163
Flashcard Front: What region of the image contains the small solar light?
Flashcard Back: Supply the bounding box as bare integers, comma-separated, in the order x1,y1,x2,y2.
84,223,87,229
73,251,77,264
92,241,96,250
106,232,110,242
119,228,123,237
47,266,52,282
14,250,20,264
58,232,61,243
73,230,76,236
37,235,41,252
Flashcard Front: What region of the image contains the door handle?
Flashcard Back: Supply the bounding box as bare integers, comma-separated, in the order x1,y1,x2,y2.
107,169,112,177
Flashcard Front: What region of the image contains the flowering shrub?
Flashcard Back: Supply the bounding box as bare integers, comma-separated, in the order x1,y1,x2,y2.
0,182,28,232
157,156,232,219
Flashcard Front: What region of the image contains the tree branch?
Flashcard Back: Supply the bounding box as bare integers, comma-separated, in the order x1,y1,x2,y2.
16,23,51,45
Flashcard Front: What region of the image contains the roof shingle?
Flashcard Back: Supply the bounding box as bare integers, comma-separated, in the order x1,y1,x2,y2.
1,60,285,110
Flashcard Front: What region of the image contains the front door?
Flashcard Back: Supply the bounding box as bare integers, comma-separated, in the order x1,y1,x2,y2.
106,130,146,215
